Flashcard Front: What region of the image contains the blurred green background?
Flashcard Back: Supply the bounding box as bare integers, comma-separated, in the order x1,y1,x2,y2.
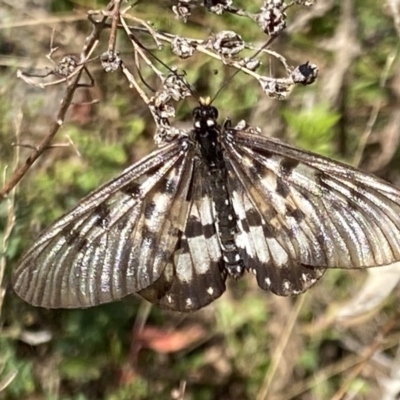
2,0,400,399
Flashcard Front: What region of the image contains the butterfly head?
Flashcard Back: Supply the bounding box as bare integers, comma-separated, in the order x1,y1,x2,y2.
192,96,219,131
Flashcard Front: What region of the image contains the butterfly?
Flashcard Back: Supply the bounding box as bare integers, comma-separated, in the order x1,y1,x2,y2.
12,96,400,312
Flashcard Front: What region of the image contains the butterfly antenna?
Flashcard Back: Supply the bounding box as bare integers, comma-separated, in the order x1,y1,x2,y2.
210,35,277,104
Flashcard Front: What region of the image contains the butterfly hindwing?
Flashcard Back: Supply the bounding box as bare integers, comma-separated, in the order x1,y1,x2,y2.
225,155,325,296
140,163,226,311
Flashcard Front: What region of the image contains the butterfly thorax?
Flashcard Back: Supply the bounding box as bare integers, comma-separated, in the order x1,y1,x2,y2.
192,103,245,279
192,104,224,169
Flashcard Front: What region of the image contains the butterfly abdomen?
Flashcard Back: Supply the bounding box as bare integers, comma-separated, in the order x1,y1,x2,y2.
210,168,244,279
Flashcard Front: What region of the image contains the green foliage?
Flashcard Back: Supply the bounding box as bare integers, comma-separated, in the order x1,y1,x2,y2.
282,104,341,157
0,339,35,399
296,346,319,371
106,378,149,400
60,358,102,382
51,0,110,13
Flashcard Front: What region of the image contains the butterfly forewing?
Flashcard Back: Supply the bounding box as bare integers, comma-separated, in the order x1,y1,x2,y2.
12,141,192,308
227,128,400,270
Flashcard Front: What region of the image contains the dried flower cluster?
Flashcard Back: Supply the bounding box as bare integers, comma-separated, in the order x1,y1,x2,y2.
11,0,318,199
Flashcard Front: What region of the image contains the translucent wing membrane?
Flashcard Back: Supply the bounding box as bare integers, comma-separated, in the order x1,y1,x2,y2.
140,163,226,311
225,127,400,295
13,101,400,312
226,160,325,296
13,142,192,308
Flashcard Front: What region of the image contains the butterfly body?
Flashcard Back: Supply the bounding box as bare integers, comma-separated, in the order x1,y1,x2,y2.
192,103,245,280
13,99,400,311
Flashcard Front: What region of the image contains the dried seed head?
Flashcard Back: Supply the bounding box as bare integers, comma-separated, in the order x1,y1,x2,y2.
255,0,287,36
100,51,121,72
259,77,293,100
290,62,318,85
172,1,192,22
163,73,192,101
54,55,79,77
204,0,233,14
171,37,196,59
212,31,244,57
154,125,187,146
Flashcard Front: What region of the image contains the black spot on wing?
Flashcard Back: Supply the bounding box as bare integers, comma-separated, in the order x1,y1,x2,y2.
186,169,197,201
255,148,273,159
347,185,368,209
141,226,158,245
203,223,215,239
65,229,88,252
280,158,299,176
262,223,275,238
248,161,265,181
316,233,326,247
94,203,111,228
315,171,331,192
248,167,259,182
65,229,79,245
166,179,178,194
117,213,130,231
276,177,290,198
253,159,266,175
121,181,141,196
185,216,203,238
246,208,262,227
174,230,184,252
144,200,157,219
158,176,179,194
239,218,250,233
286,205,305,222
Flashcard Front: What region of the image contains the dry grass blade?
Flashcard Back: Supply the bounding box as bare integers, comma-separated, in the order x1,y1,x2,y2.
0,369,18,393
331,316,397,400
256,295,307,400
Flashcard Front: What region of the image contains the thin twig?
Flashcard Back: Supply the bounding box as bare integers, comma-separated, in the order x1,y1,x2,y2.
0,71,81,203
0,11,109,202
120,60,151,105
108,0,121,54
